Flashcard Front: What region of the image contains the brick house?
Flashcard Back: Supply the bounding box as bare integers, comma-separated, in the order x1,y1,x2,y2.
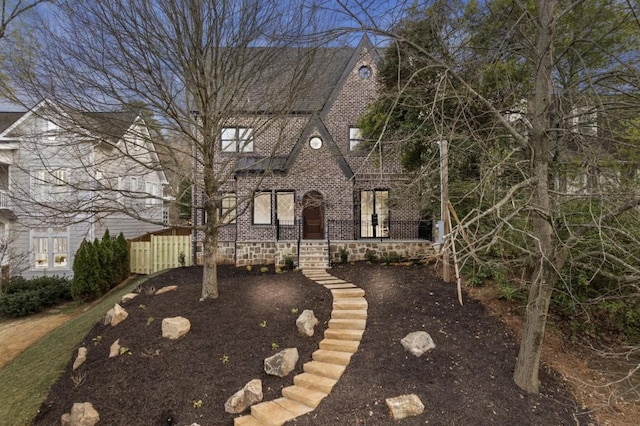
195,37,433,268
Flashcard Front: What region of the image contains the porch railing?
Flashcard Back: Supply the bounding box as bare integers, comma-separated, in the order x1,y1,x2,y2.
0,191,9,209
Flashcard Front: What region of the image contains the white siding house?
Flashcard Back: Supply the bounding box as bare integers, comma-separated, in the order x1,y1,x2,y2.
0,100,167,279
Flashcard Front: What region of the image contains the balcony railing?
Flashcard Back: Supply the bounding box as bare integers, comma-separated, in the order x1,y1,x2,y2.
0,191,10,209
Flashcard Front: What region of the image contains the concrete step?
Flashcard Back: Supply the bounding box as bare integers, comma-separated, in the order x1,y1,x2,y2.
333,297,368,310
331,288,365,298
327,318,367,330
331,309,367,320
281,385,328,408
312,349,352,366
319,338,360,353
325,328,364,341
233,415,263,426
316,279,347,285
294,372,338,394
250,401,293,426
250,398,314,425
303,361,346,380
323,283,357,289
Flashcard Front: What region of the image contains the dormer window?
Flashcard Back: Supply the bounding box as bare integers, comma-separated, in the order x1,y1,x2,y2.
221,127,254,153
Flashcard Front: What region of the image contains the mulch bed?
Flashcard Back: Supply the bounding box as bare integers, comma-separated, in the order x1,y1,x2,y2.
32,263,590,425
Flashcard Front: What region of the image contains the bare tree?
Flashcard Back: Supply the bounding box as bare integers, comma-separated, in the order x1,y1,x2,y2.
340,0,640,394
4,0,334,298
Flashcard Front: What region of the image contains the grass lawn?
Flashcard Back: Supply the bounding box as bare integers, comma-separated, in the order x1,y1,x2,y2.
0,275,147,426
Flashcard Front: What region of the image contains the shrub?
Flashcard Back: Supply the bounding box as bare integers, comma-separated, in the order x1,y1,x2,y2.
101,230,116,289
0,277,71,318
380,252,402,264
114,232,129,282
0,291,42,317
364,250,377,263
339,248,348,263
71,239,103,301
283,255,295,270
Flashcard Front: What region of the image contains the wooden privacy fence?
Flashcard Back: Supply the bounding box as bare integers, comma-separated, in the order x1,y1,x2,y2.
130,235,192,274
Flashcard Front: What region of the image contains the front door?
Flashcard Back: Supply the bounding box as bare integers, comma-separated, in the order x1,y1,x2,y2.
302,191,324,239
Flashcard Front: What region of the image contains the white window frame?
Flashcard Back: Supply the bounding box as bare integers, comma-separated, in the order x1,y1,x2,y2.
31,227,69,269
32,168,69,202
221,127,254,153
145,181,160,206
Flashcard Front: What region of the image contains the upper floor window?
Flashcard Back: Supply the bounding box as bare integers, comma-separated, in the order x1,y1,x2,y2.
32,227,69,269
221,127,254,153
349,127,364,151
145,181,160,206
570,107,597,136
32,169,68,202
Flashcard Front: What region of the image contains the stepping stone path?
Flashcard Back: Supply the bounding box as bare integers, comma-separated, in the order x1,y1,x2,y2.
234,269,367,425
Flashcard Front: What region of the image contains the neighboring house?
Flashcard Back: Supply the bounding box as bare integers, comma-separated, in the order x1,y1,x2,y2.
0,100,167,279
194,37,433,268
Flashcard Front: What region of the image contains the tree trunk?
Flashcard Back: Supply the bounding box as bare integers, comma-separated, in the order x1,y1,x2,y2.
201,231,218,299
513,0,556,394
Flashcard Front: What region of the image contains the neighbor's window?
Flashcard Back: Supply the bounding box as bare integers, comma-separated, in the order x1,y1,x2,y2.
32,228,69,269
221,127,254,153
33,237,48,268
53,237,68,267
349,127,364,151
276,191,295,224
253,192,271,225
32,169,69,202
220,193,237,224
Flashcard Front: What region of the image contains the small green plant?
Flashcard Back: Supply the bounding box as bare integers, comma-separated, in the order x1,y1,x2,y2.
284,255,295,270
260,266,269,273
146,317,155,325
221,354,229,364
291,307,298,314
92,335,102,346
119,347,132,356
246,265,252,271
339,247,349,263
271,342,280,351
70,371,86,388
380,252,402,264
275,267,283,274
178,251,186,267
193,400,203,409
259,320,267,328
497,283,521,301
364,250,378,263
138,304,146,310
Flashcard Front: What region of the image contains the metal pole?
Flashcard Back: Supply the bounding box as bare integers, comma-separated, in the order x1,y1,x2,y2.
440,140,451,282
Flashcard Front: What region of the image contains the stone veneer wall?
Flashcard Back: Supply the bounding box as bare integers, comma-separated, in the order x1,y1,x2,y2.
207,240,433,267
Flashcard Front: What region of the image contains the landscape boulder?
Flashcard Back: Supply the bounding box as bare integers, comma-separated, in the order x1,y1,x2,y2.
224,379,263,414
104,303,128,326
400,331,435,357
385,394,425,420
155,285,178,295
121,293,138,303
60,402,100,426
109,339,121,358
296,310,318,337
162,316,191,339
72,347,87,370
264,348,298,377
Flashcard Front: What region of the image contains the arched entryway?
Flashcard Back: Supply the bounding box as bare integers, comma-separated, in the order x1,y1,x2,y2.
302,191,324,239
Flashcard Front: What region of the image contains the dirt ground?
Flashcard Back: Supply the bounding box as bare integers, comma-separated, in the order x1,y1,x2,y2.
24,263,600,425
0,313,74,369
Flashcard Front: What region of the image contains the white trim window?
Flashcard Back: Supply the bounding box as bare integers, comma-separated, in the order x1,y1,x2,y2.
221,127,254,153
32,169,69,202
145,181,160,206
349,127,364,151
31,227,69,269
253,192,271,225
220,193,237,224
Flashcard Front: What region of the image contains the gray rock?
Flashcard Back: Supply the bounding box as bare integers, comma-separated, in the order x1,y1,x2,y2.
104,303,128,326
296,310,318,337
155,285,178,295
264,348,299,377
72,347,87,370
162,316,191,339
109,339,121,358
121,293,138,303
401,331,435,357
61,402,100,426
385,394,425,420
224,379,263,414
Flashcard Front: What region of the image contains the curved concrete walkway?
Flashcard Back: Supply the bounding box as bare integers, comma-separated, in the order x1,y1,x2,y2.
234,269,368,425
